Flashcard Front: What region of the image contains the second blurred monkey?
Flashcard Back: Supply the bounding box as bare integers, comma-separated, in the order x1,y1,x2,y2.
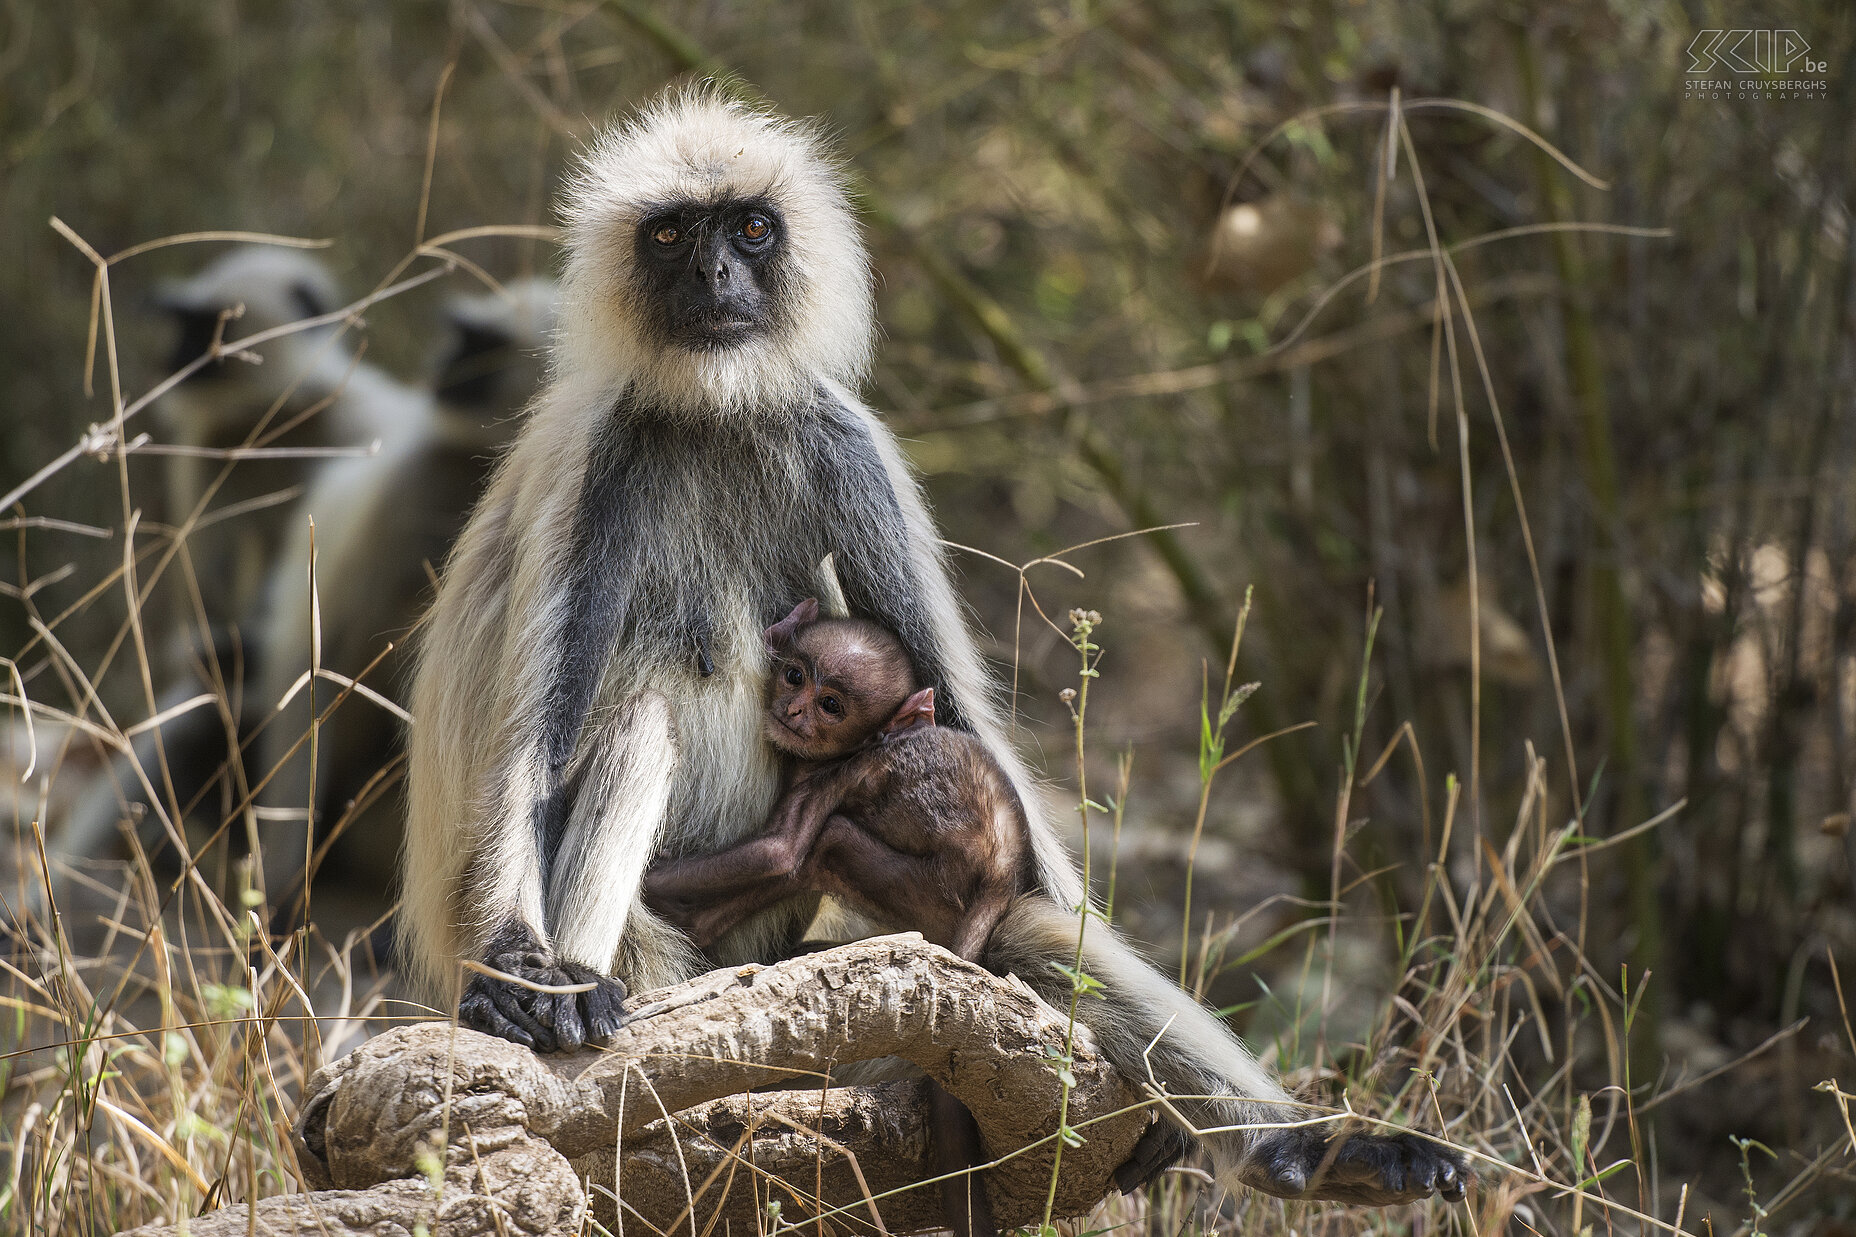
151,246,429,647
36,248,427,937
255,278,558,928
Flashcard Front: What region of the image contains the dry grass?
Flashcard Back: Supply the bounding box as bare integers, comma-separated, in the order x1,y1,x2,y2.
4,9,1855,1229
1,446,1843,1233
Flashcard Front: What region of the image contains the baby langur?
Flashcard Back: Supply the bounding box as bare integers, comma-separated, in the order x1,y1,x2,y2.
645,599,1028,959
645,599,1028,1237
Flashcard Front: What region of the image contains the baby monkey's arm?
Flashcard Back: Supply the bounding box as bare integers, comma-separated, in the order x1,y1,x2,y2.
643,773,853,946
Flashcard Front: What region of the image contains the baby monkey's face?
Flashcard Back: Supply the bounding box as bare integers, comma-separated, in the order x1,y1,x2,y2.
764,637,896,759
760,601,920,761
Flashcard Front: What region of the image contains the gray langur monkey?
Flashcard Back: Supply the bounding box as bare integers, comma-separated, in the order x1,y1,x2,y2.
149,246,428,640
401,89,1467,1208
31,249,428,935
255,278,558,926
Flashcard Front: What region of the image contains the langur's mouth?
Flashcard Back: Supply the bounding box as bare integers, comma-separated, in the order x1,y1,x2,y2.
681,320,757,347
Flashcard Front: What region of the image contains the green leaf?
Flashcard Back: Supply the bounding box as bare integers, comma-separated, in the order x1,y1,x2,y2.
1573,1158,1633,1189
201,982,255,1020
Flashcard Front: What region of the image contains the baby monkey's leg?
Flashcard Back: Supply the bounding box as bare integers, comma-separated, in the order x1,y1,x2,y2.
802,817,975,951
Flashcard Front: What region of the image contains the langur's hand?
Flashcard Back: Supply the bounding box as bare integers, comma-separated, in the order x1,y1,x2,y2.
1112,1121,1191,1193
457,949,630,1053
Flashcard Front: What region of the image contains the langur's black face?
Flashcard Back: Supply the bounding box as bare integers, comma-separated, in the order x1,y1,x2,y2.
159,281,329,384
167,308,230,382
436,321,516,407
633,196,788,351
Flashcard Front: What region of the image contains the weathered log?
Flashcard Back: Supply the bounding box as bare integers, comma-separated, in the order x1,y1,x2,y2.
118,935,1155,1237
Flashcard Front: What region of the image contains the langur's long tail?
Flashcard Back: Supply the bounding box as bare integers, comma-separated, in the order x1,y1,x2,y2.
983,895,1297,1195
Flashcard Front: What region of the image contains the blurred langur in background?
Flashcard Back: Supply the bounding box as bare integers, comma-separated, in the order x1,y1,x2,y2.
255,277,558,938
31,247,429,940
149,246,430,648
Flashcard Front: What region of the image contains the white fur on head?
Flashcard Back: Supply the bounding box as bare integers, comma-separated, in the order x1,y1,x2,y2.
559,84,876,414
157,245,344,341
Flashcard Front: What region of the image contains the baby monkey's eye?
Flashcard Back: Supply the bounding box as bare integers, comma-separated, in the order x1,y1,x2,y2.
740,215,771,241
819,696,842,716
783,666,804,686
651,223,681,245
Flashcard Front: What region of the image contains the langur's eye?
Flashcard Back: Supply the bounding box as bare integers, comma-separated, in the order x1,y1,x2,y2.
651,223,681,245
783,665,803,686
740,215,771,241
819,695,842,716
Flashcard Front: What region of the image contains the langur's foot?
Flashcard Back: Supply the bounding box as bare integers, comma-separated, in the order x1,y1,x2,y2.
1112,1119,1191,1192
457,947,629,1053
1246,1128,1470,1206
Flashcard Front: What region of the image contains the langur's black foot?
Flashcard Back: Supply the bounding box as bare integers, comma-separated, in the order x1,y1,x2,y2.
1246,1128,1470,1206
457,947,629,1054
1113,1119,1192,1192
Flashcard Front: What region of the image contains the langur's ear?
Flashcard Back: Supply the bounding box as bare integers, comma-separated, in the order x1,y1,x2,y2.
883,687,936,735
763,598,820,654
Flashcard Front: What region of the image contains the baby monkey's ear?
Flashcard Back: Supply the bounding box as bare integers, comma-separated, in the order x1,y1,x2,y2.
883,687,936,736
764,598,820,654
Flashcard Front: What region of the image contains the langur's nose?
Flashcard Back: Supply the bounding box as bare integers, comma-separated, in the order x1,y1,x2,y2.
710,257,731,285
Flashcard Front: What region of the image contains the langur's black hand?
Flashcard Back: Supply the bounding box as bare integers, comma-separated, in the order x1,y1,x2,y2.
1247,1128,1470,1205
455,947,628,1053
459,968,553,1052
560,960,629,1044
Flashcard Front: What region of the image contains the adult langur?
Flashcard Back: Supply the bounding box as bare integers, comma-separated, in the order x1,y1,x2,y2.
402,88,1467,1207
255,278,557,926
150,246,428,642
31,248,426,940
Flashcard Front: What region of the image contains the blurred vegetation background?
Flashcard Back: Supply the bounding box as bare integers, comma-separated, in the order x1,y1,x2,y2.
3,0,1854,1228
